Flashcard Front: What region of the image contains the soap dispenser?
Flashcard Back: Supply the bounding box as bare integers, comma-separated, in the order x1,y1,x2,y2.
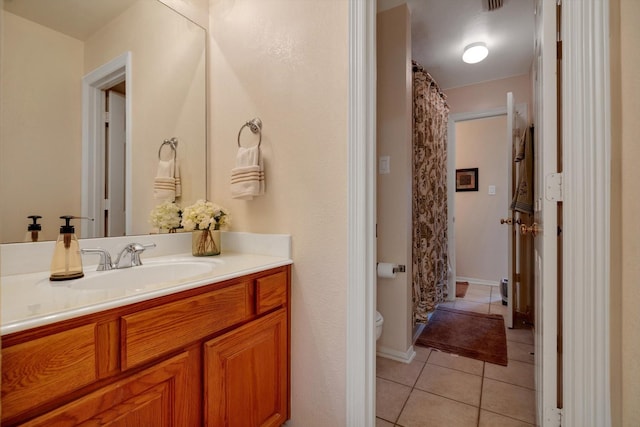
49,216,84,281
25,215,42,242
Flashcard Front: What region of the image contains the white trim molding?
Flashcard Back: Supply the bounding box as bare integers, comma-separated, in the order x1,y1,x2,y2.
376,345,417,364
562,1,612,426
456,276,501,287
346,0,376,425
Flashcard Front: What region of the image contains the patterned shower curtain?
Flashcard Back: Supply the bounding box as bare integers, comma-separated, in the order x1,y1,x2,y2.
412,63,450,322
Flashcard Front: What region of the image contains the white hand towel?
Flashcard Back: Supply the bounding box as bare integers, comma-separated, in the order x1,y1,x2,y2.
231,145,265,200
154,158,177,201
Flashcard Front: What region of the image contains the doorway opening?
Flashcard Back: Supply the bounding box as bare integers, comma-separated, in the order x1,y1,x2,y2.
352,0,612,425
448,102,529,324
81,52,132,238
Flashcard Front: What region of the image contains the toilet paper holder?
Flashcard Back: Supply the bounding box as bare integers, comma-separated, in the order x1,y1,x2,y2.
393,265,406,273
377,263,406,273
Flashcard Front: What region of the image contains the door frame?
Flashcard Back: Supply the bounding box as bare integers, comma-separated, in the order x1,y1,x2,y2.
345,0,611,425
346,1,377,425
561,0,612,425
81,52,132,238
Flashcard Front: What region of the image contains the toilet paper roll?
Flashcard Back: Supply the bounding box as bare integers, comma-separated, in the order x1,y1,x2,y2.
377,263,397,279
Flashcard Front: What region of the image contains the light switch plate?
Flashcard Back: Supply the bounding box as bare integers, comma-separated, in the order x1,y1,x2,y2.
379,156,390,174
488,185,496,195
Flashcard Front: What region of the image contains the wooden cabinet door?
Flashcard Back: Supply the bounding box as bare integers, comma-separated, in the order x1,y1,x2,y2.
205,310,288,427
22,351,198,427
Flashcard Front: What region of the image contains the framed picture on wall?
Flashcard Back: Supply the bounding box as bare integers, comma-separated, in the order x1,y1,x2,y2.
456,168,478,192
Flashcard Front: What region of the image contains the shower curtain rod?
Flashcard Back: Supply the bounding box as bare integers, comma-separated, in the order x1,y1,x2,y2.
411,60,448,104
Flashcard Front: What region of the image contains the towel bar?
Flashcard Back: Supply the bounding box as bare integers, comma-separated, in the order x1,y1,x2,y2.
237,118,262,148
158,137,178,159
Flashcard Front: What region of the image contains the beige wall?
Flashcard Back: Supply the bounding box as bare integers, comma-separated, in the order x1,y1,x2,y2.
445,73,532,117
455,116,508,283
85,0,206,235
618,0,640,424
0,12,83,242
376,5,414,356
209,0,348,425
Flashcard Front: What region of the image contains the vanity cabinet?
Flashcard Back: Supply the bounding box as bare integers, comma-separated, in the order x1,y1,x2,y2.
205,310,288,426
1,265,291,427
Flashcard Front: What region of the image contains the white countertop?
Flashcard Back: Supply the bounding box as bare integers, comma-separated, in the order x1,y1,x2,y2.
1,232,292,336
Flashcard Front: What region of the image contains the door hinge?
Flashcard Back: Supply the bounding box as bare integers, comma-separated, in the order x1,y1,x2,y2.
104,111,110,123
557,334,563,353
545,407,562,426
545,173,563,202
102,199,111,211
557,40,562,60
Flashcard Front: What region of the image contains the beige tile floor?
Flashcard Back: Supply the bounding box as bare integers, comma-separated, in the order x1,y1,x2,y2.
376,283,536,427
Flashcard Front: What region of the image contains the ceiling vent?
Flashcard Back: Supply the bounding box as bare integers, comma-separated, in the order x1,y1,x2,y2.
483,0,504,11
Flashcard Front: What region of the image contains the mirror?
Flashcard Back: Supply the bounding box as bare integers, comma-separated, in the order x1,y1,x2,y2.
0,0,207,243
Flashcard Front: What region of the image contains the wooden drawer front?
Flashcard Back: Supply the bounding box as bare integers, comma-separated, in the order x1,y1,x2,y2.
1,324,97,422
122,282,251,369
256,271,287,314
22,351,194,427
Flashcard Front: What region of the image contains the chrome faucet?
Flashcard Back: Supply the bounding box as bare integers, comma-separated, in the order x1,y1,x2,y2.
113,243,156,269
80,248,113,271
81,242,156,271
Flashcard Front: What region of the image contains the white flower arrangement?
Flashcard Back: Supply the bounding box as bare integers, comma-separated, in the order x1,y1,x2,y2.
149,201,182,231
180,199,230,231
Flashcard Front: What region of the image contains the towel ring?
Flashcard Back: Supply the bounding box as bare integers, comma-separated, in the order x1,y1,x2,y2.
237,118,262,148
158,137,178,160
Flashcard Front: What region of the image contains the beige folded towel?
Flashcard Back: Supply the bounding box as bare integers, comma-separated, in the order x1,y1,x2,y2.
154,158,181,201
513,128,526,162
511,126,533,214
231,145,264,199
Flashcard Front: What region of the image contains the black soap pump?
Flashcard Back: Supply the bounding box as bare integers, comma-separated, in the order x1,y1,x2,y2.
25,215,42,242
49,216,84,281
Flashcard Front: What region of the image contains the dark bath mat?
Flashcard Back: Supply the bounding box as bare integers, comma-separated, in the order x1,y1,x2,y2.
416,306,508,366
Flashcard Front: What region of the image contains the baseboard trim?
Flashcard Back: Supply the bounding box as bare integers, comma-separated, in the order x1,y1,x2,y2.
456,276,500,287
376,345,417,364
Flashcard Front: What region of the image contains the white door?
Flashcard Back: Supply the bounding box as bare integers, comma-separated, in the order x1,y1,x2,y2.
505,95,532,331
106,90,126,236
533,0,560,425
505,92,516,329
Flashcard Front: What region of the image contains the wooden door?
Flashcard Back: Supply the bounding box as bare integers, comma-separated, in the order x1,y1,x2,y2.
205,310,288,427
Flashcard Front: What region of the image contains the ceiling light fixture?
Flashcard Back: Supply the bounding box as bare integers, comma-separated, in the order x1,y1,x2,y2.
462,42,489,64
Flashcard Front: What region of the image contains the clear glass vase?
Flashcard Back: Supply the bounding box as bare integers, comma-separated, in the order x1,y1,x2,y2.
191,229,221,256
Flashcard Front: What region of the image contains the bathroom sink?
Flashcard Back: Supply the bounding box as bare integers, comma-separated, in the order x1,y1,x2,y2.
44,259,220,291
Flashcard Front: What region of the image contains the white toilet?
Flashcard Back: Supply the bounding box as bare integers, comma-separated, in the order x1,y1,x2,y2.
376,311,384,341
